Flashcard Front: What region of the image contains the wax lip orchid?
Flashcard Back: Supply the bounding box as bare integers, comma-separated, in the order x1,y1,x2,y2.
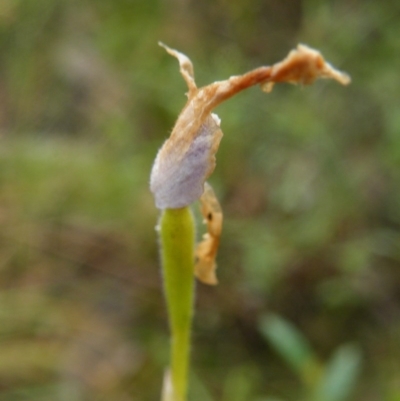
150,42,350,285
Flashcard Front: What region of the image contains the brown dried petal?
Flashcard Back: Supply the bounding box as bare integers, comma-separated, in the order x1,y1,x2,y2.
158,42,197,96
195,183,223,285
261,44,351,92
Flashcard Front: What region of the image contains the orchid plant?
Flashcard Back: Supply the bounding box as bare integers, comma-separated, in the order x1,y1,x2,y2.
150,43,350,401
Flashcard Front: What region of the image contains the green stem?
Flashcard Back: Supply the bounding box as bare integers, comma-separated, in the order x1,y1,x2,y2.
159,207,195,401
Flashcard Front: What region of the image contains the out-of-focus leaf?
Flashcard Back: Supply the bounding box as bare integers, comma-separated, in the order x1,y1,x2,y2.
313,344,362,401
259,314,321,386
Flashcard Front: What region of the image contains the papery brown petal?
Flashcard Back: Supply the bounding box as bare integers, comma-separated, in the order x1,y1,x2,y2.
262,44,351,91
159,42,197,95
195,183,223,285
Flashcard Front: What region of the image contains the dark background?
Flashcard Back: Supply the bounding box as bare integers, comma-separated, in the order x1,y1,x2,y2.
0,0,399,400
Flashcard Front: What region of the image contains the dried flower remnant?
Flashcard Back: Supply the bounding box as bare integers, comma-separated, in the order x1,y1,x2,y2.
261,44,351,92
150,43,350,286
195,182,223,285
150,43,350,210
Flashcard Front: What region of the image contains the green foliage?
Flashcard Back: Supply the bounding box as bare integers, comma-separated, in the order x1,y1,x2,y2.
260,314,362,401
314,344,362,401
260,315,321,387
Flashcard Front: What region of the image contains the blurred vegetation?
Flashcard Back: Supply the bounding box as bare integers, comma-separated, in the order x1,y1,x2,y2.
0,0,400,400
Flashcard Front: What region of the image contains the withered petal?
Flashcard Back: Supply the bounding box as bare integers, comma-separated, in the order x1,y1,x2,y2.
195,183,223,285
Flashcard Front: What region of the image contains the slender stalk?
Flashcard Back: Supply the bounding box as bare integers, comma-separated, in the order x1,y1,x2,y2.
159,207,195,401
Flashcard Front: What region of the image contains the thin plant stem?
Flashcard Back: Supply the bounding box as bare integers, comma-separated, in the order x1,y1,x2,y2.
159,207,195,401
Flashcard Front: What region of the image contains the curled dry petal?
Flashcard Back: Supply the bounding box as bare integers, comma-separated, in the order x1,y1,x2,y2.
195,182,223,285
159,42,197,96
150,43,350,210
261,44,351,92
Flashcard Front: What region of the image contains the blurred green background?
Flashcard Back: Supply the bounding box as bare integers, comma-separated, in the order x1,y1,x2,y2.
0,0,400,400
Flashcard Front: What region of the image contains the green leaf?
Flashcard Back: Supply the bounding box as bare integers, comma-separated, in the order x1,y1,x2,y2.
259,314,321,386
313,344,362,401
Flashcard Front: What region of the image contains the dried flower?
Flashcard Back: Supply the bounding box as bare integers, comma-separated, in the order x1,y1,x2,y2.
150,43,350,284
150,43,350,210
